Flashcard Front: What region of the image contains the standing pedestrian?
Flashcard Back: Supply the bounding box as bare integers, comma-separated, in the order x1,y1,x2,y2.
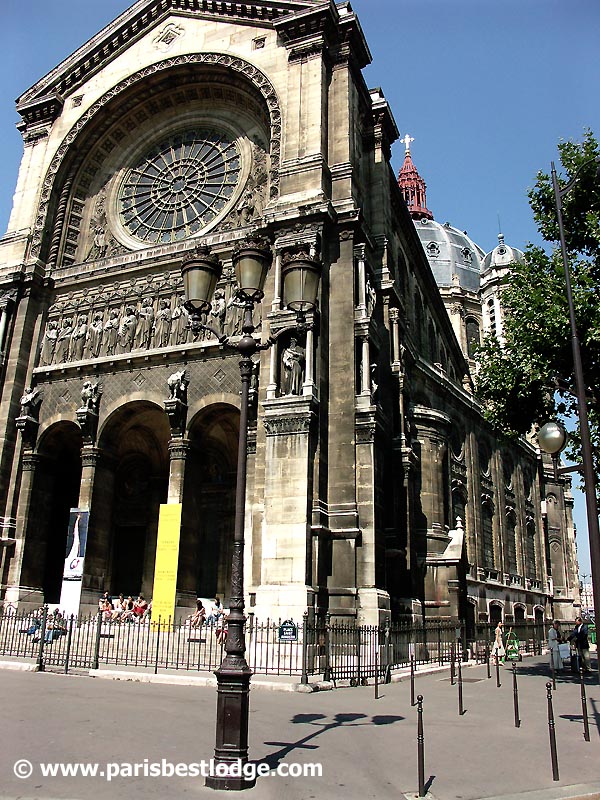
491,620,505,663
568,616,591,672
548,619,563,673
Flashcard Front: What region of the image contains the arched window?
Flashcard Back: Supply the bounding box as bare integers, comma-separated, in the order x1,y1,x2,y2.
526,520,536,578
481,498,494,569
487,298,497,336
466,318,480,358
506,513,517,574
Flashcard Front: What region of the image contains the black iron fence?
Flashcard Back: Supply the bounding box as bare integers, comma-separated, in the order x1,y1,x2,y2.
0,607,547,681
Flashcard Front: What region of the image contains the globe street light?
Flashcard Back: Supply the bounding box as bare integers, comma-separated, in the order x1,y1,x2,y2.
182,235,321,789
548,157,600,680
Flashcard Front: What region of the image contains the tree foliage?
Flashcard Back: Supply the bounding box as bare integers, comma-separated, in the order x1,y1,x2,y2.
474,130,600,474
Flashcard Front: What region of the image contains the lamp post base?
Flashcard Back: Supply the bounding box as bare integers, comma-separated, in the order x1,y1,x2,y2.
205,659,255,791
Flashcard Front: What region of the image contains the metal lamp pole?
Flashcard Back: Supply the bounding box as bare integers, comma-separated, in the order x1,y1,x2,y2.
182,237,321,788
551,158,600,680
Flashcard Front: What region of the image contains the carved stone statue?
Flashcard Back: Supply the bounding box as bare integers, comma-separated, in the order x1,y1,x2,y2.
281,337,305,396
40,321,58,366
19,386,43,419
225,291,246,337
135,298,155,350
117,306,137,354
153,299,171,348
210,288,227,336
86,313,104,359
167,369,189,403
54,318,74,364
102,309,120,357
70,315,88,361
170,296,189,346
80,380,103,412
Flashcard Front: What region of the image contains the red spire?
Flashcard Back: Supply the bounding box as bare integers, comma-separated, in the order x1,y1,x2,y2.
397,135,433,221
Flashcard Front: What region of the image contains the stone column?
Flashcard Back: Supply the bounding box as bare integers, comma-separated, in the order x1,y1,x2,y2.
253,395,317,621
412,406,451,546
78,446,102,511
168,438,195,605
78,449,116,609
0,294,15,361
167,438,191,504
6,451,45,608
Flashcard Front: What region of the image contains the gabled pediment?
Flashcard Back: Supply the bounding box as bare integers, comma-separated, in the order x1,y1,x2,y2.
16,0,332,128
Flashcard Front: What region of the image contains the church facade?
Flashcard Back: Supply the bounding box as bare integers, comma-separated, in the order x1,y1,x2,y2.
0,0,579,628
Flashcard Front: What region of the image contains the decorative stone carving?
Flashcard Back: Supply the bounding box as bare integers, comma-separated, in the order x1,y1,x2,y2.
134,297,155,350
80,380,103,412
76,381,103,445
170,296,190,346
152,300,171,348
223,139,268,230
165,369,190,436
281,336,305,396
54,318,73,363
16,386,43,448
40,320,58,366
167,369,189,403
19,386,43,420
70,315,88,361
31,53,283,260
263,415,312,436
210,288,227,336
102,309,120,357
117,306,137,354
86,313,104,359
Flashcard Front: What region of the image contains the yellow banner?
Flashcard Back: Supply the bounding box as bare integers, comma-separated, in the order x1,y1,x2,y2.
151,504,182,625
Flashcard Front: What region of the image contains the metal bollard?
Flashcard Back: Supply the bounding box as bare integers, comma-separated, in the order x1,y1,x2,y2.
580,668,590,742
486,642,491,679
512,662,520,728
375,652,379,700
417,695,425,797
92,609,103,671
154,616,162,675
546,682,560,781
36,605,49,672
63,614,75,675
450,641,456,685
301,610,309,685
495,652,501,687
323,612,332,682
411,654,416,706
457,655,465,715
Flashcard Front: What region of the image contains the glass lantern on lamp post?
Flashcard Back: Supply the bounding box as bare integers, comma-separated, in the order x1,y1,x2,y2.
181,234,321,789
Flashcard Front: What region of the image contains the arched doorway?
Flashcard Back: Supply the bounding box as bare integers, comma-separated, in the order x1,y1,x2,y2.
95,401,170,599
20,422,83,603
489,602,503,625
182,404,239,601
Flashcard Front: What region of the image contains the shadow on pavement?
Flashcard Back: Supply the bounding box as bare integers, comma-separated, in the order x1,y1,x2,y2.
261,711,404,771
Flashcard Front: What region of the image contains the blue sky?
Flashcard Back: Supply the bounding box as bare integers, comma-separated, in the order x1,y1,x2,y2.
1,0,598,575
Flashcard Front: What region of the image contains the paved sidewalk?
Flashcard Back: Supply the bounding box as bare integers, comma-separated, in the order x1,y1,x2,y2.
1,654,598,800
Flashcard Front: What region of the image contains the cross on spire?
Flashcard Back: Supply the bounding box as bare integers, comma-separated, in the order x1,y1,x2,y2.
401,133,414,153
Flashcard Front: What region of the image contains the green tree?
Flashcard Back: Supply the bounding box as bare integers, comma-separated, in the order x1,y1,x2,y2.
475,130,600,478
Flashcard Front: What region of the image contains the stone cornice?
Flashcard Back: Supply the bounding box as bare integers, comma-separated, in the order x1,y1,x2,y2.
17,0,321,127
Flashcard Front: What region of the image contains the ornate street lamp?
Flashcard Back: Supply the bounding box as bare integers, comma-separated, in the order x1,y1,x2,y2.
545,156,600,680
181,235,321,789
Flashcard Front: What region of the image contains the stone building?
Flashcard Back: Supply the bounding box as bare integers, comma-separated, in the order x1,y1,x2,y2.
0,0,578,628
